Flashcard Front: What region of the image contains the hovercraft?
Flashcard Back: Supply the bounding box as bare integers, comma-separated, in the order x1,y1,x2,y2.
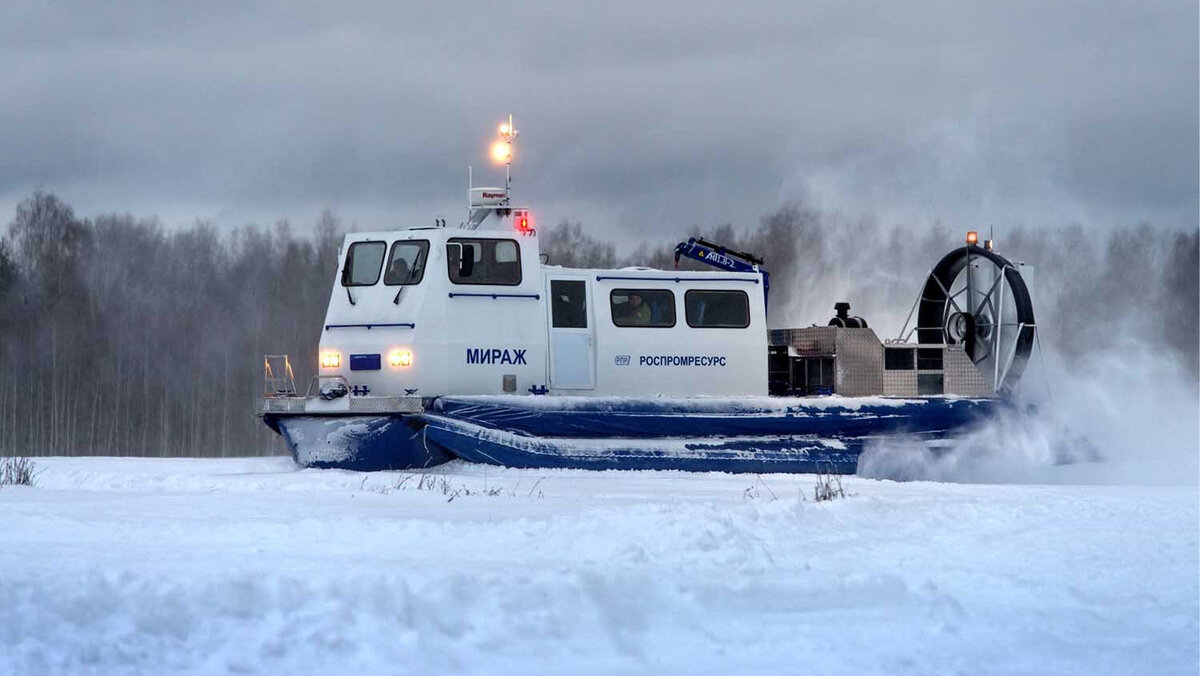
257,116,1037,474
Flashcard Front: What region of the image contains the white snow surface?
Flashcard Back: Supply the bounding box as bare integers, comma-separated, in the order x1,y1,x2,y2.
1,457,1196,676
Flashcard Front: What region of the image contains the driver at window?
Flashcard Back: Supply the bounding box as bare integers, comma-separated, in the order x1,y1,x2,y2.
626,293,651,325
388,257,411,282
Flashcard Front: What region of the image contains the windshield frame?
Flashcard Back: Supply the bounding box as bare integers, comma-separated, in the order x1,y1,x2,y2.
383,239,430,286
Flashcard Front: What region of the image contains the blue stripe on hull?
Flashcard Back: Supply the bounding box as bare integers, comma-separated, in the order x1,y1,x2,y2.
268,414,450,471
421,415,863,473
432,396,998,439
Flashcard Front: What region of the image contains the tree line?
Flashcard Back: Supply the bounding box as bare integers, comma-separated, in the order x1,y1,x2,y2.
1,192,1196,457
0,192,341,457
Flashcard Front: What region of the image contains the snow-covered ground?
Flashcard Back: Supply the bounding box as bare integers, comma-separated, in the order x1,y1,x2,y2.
1,456,1196,675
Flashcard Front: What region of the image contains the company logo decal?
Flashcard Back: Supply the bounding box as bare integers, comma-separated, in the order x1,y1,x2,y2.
703,251,736,268
466,348,528,365
614,355,631,366
639,355,728,367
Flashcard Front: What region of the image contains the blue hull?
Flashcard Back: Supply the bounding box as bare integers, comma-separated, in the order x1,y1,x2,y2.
267,414,450,471
264,395,998,474
430,395,996,439
421,415,863,473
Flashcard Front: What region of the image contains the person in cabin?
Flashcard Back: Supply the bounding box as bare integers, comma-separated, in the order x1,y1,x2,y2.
387,256,411,284
626,292,651,325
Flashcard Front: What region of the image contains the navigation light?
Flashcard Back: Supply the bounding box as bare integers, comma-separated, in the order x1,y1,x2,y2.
491,141,511,163
514,210,532,233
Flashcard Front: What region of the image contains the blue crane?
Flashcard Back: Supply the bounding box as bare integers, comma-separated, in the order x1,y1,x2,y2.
673,237,770,314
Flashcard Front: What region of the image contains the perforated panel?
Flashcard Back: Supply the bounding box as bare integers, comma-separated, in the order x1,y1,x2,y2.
834,329,884,396
771,326,885,396
883,370,918,396
943,345,990,396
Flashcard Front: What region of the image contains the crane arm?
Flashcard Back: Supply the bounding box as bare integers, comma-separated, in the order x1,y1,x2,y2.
673,237,771,315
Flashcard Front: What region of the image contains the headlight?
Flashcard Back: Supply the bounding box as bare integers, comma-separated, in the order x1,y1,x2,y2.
389,350,413,367
319,352,341,368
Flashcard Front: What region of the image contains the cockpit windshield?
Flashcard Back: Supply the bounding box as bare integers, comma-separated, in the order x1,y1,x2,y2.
384,240,429,286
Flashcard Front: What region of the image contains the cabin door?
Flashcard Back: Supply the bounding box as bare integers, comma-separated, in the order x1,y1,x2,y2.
546,276,595,389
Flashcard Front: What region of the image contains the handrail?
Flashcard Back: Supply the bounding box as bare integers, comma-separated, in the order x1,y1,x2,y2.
595,275,759,284
448,292,540,299
324,322,416,330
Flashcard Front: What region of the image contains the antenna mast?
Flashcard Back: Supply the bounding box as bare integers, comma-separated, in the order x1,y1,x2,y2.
466,115,522,230
496,113,518,193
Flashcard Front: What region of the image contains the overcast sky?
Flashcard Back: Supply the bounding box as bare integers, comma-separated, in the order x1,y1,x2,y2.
2,1,1196,240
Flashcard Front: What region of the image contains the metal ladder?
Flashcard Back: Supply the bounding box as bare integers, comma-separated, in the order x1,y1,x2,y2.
263,354,297,396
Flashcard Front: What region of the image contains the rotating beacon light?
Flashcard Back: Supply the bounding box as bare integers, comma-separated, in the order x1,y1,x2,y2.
490,114,519,193
490,141,511,163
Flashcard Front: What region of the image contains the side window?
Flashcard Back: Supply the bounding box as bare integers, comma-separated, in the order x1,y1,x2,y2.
685,290,750,328
342,241,386,286
384,240,430,285
551,280,587,328
495,240,518,263
610,289,675,328
447,238,522,285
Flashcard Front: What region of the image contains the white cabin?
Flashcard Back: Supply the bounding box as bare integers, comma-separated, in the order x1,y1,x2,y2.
317,222,769,399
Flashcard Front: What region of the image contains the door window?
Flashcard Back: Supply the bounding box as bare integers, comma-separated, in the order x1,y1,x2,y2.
551,280,587,328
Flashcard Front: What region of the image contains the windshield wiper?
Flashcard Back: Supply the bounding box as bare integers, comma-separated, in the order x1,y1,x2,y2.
392,254,423,304
392,265,418,304
341,265,357,305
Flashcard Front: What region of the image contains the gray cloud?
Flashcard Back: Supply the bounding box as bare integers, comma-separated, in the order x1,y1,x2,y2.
1,1,1195,236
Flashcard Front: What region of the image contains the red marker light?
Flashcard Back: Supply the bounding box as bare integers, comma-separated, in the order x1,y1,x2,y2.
515,210,532,232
